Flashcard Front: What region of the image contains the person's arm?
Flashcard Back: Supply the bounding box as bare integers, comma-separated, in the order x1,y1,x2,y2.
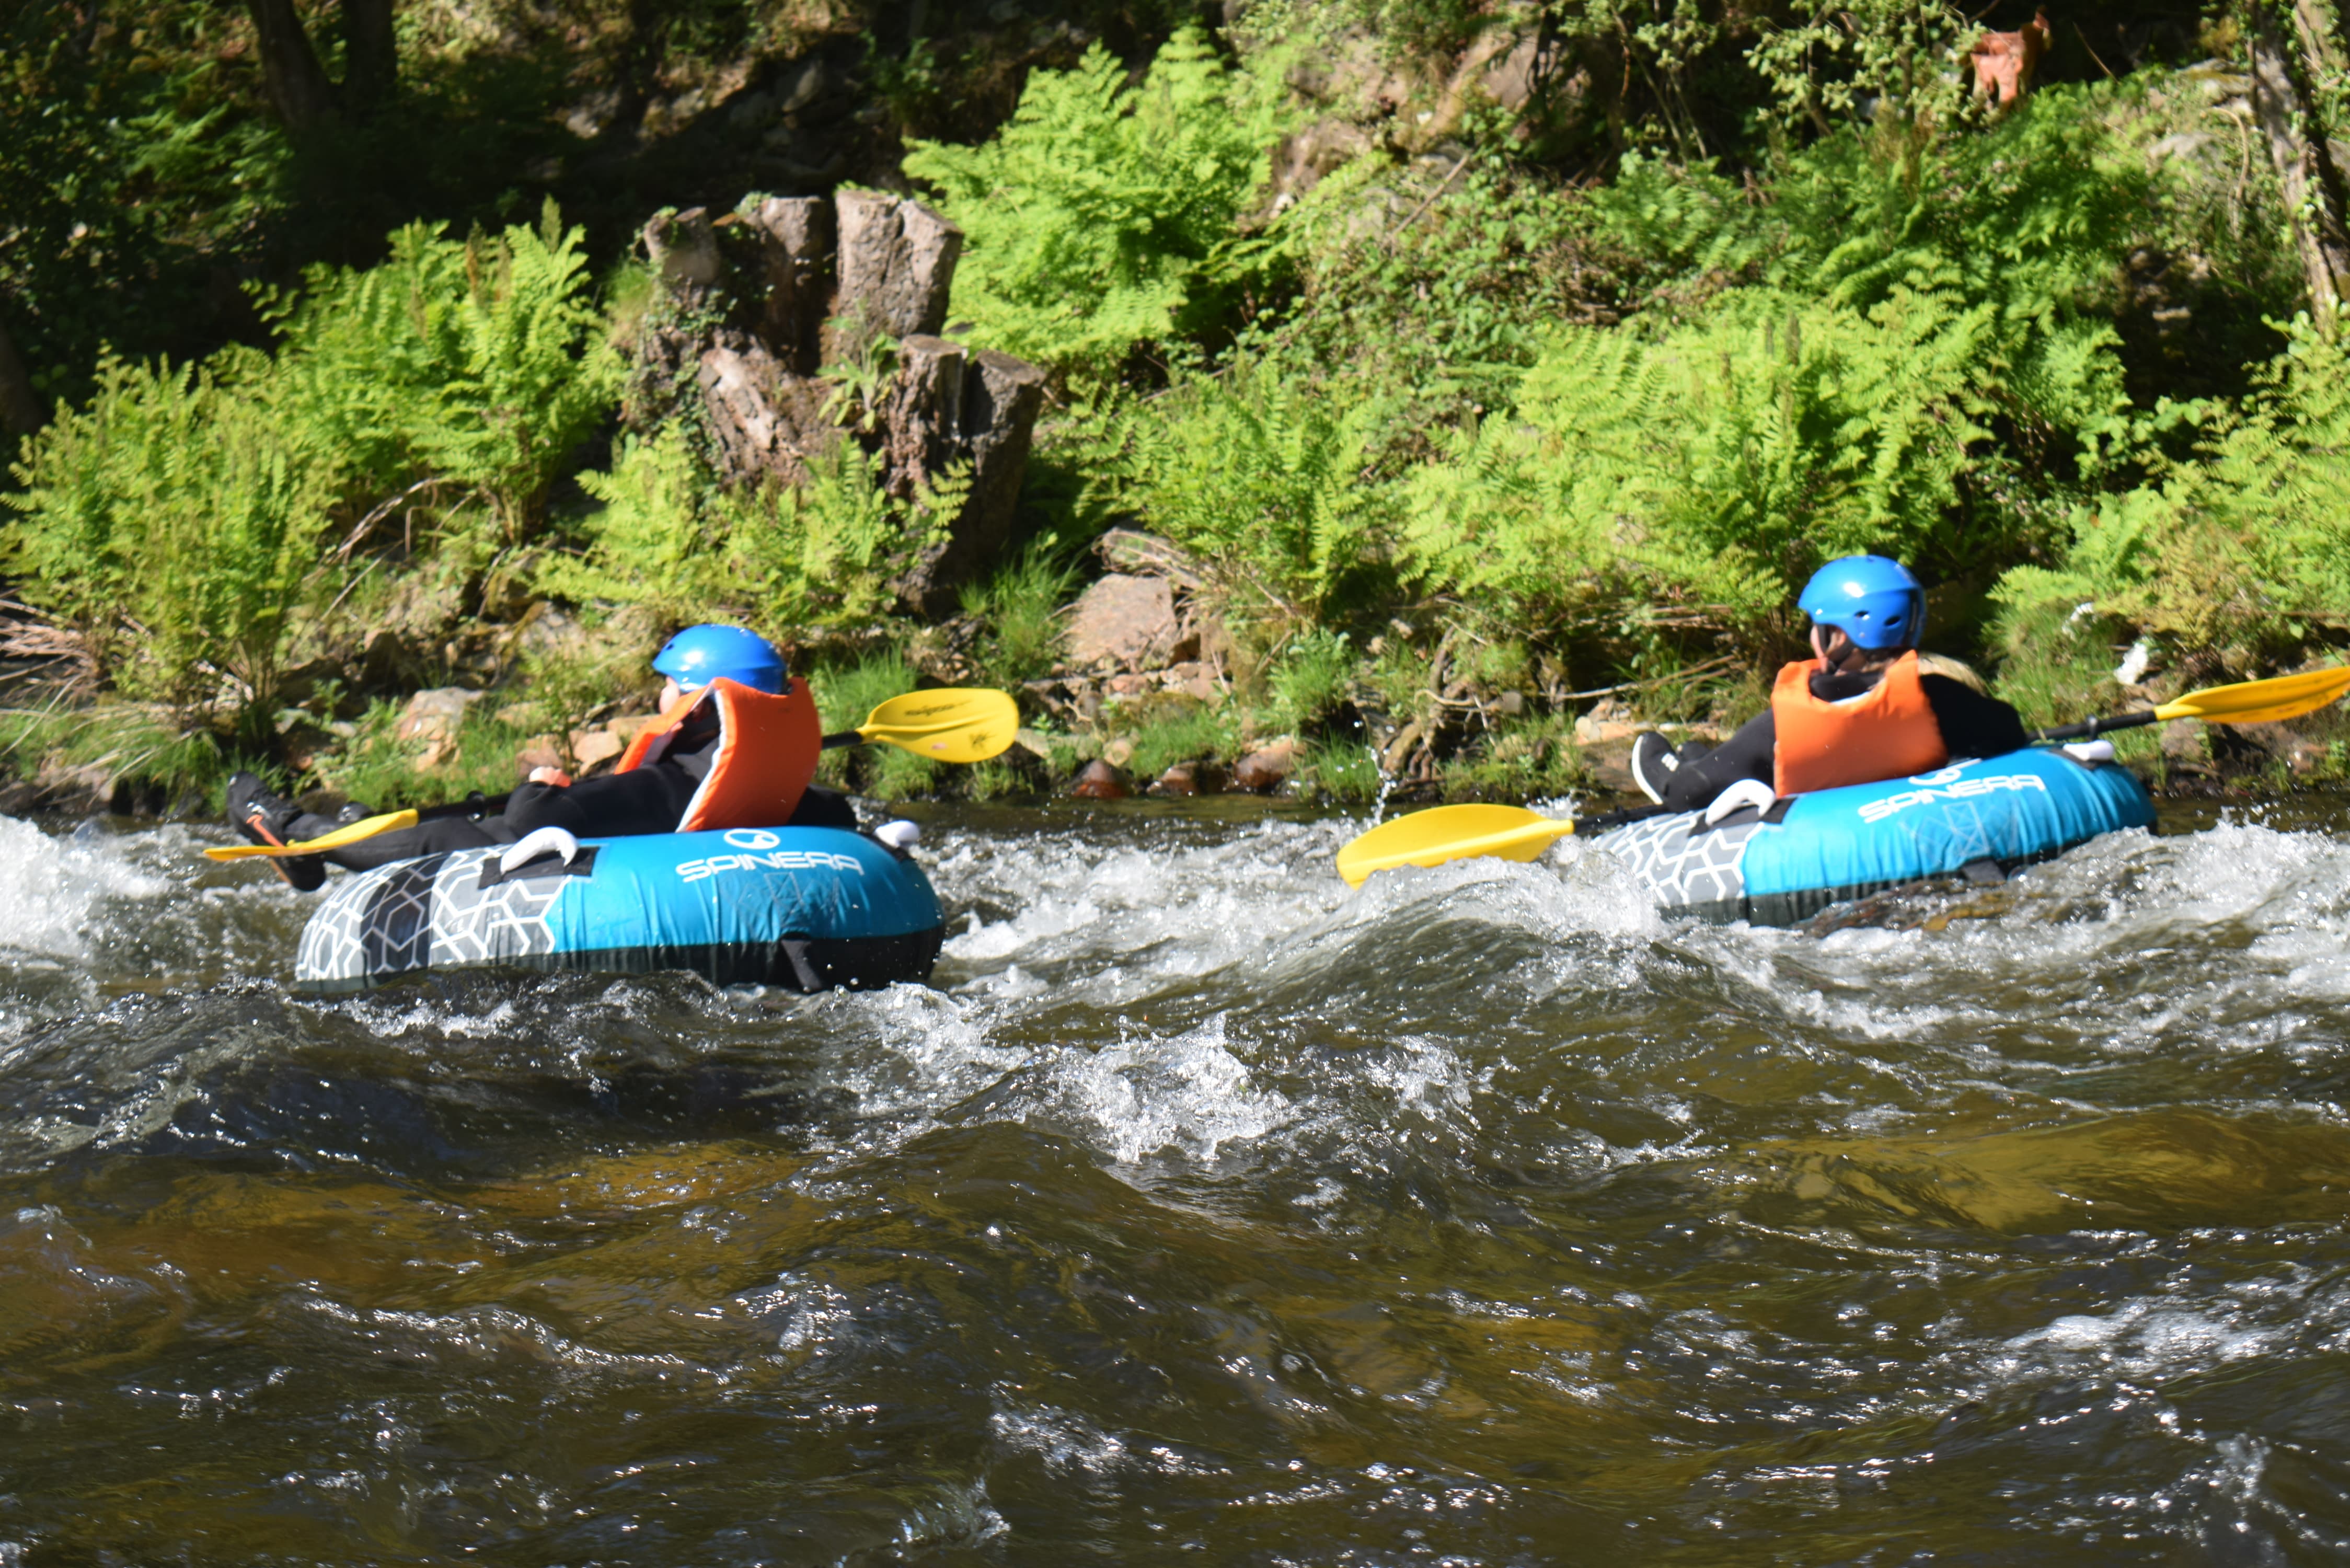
1920,675,2031,759
502,765,700,839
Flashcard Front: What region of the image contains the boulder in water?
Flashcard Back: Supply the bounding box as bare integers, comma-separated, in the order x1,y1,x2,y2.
1070,760,1130,800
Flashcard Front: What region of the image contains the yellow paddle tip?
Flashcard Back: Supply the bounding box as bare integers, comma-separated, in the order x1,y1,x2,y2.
1333,804,1574,886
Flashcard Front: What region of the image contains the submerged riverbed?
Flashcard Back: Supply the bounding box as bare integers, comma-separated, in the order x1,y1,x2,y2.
3,795,2349,1563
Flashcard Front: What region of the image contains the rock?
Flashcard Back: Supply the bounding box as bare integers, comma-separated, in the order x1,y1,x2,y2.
697,339,838,485
395,688,483,745
643,206,721,290
1150,760,1225,797
744,195,833,375
1232,739,1296,793
1571,698,1640,748
1013,727,1057,760
1261,119,1375,216
515,734,566,779
630,187,1044,620
831,190,962,347
1066,575,1178,671
890,347,1048,617
1070,760,1131,800
2160,718,2208,765
570,728,626,770
609,714,662,746
1102,737,1135,768
1096,528,1204,589
1165,660,1223,704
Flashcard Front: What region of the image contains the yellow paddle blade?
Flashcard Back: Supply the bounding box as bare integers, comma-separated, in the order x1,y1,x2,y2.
203,809,418,861
857,688,1019,764
2155,664,2350,726
1334,804,1575,887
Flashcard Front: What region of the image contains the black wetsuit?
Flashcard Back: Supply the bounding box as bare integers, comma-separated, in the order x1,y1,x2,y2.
291,705,857,871
1658,665,2031,813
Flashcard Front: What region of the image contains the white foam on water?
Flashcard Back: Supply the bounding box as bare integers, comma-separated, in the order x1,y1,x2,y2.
934,817,1360,1000
0,816,167,962
987,1400,1131,1474
1027,1012,1290,1165
1989,1298,2283,1385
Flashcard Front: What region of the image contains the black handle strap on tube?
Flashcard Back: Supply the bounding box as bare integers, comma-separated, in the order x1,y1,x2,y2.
2030,709,2161,745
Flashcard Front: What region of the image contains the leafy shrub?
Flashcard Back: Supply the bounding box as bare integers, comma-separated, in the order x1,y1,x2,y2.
903,29,1289,374
1990,322,2350,661
1403,285,2009,638
544,428,962,638
268,202,618,540
4,353,347,724
1439,713,1582,802
1119,699,1237,780
1266,626,1356,730
1122,362,1399,626
961,542,1080,687
312,696,537,810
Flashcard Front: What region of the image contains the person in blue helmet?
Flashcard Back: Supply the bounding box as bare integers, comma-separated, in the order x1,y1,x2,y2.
225,625,857,891
1629,556,2030,815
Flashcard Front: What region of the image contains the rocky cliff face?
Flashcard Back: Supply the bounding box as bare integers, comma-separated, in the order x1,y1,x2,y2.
632,189,1046,619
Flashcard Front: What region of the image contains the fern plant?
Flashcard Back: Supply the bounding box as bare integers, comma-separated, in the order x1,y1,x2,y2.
544,428,961,637
267,200,618,541
1121,361,1400,625
4,352,347,724
903,28,1291,375
1403,283,2035,638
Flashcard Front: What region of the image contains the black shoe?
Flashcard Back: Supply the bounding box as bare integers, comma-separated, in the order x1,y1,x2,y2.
225,771,326,893
1630,732,1680,805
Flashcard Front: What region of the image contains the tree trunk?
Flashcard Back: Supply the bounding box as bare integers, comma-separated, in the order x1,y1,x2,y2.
245,0,340,135
339,0,398,118
2251,1,2350,323
0,308,43,439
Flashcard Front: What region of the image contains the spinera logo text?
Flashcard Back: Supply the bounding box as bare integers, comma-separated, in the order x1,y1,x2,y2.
676,848,866,883
1857,773,2047,825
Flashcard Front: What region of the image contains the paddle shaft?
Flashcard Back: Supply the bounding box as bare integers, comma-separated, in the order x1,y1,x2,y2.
2030,710,2160,744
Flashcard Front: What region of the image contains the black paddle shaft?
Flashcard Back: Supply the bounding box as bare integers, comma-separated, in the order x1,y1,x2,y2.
2030,710,2160,745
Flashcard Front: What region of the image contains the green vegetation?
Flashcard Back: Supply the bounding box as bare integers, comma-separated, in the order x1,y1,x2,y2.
7,0,2350,809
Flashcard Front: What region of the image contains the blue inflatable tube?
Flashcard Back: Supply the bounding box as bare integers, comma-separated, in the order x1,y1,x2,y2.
1588,748,2156,924
293,827,944,995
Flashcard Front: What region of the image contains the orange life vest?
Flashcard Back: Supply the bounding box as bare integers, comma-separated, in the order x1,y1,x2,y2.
615,676,821,832
1770,651,1949,795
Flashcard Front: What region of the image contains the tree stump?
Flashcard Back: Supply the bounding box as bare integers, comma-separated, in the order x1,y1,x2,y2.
629,190,1043,618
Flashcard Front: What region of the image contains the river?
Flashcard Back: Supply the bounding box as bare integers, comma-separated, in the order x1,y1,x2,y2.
2,795,2347,1563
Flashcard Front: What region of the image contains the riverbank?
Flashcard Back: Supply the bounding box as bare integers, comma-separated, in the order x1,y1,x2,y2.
6,4,2350,822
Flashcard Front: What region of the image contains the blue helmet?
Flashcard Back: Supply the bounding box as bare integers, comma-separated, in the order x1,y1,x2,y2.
1798,555,1925,651
652,624,788,694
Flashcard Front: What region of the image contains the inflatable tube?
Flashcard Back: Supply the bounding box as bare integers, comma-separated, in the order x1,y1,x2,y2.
293,826,943,995
1589,748,2156,925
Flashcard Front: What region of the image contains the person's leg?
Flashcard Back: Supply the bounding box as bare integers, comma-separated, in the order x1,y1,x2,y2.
283,811,506,872
1658,711,1777,812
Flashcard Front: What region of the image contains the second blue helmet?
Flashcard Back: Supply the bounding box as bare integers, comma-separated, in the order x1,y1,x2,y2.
1798,556,1925,650
652,624,788,694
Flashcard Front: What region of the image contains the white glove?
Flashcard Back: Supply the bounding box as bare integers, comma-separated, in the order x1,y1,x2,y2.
2063,739,2115,764
1702,776,1779,826
875,821,921,850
